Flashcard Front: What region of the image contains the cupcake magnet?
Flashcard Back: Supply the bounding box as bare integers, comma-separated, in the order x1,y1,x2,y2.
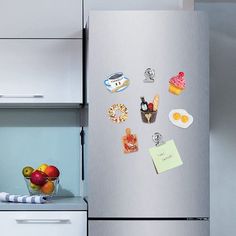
140,95,159,123
169,72,186,95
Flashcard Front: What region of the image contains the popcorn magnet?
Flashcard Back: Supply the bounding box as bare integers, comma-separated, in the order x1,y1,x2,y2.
107,104,128,123
104,72,130,93
169,109,193,129
144,68,155,83
169,72,186,95
122,128,139,154
140,95,159,123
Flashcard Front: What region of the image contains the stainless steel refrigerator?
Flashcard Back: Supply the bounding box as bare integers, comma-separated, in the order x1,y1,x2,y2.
86,11,209,236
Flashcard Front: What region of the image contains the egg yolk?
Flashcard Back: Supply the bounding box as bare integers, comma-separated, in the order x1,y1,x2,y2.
173,112,181,120
181,115,189,123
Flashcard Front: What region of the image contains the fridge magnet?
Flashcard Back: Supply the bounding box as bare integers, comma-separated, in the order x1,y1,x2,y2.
122,128,139,154
169,72,186,95
104,72,130,93
169,109,193,129
108,104,128,123
144,68,155,83
149,132,183,174
140,95,159,123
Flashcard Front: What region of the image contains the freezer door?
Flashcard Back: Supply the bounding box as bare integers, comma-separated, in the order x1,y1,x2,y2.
87,11,209,217
89,220,209,236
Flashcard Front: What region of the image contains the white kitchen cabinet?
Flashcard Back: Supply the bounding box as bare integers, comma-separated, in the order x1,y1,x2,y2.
0,0,83,38
0,39,82,107
0,211,87,236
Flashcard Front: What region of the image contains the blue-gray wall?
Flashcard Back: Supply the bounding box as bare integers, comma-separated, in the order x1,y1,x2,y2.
0,109,81,196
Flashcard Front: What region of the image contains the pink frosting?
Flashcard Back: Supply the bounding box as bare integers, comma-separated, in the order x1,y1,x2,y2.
169,72,186,89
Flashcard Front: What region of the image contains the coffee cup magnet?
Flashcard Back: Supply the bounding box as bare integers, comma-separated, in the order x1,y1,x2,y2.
144,68,155,83
104,72,130,93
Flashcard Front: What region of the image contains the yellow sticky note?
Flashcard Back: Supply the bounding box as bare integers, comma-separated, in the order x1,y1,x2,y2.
149,140,183,174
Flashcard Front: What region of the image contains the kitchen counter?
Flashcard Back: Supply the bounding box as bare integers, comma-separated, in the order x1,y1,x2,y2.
0,196,87,211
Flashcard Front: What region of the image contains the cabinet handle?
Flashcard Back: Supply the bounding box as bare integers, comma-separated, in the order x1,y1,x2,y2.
15,219,71,224
0,94,44,98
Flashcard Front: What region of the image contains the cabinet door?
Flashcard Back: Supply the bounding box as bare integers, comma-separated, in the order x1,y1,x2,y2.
89,220,209,236
0,39,82,106
0,0,82,38
0,211,87,236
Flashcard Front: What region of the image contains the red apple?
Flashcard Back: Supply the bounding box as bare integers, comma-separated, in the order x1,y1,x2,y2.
30,170,48,186
44,166,60,180
148,103,153,112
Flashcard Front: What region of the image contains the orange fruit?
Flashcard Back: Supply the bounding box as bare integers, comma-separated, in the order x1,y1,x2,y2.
41,181,55,194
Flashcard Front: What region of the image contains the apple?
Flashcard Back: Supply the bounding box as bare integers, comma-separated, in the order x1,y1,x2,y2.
30,170,48,186
22,166,34,177
148,103,153,112
37,163,48,173
30,182,40,191
44,166,60,180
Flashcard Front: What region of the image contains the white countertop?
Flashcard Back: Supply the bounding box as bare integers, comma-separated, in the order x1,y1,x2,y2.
0,196,87,211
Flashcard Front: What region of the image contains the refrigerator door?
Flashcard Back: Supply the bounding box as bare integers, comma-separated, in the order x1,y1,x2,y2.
89,220,209,236
87,11,209,217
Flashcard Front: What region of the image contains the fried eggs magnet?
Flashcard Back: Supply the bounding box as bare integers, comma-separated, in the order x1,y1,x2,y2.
169,109,193,129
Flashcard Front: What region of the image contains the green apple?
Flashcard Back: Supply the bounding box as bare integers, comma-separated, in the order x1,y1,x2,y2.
22,166,34,177
30,182,40,191
37,163,48,173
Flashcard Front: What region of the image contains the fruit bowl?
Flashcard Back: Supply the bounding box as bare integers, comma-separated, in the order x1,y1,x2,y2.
24,177,59,198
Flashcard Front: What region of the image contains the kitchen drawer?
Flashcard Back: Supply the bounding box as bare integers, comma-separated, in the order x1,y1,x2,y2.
0,39,82,107
0,211,87,236
0,0,82,38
